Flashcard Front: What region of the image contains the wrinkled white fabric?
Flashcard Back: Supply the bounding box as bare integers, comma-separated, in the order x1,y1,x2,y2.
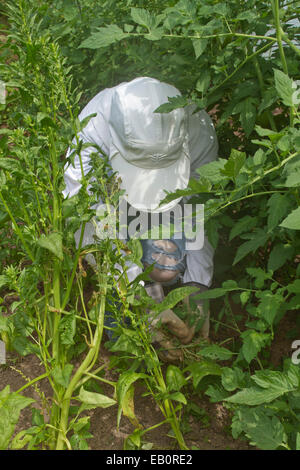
63,80,218,287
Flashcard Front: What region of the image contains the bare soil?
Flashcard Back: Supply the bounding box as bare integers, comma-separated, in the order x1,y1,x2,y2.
0,345,252,451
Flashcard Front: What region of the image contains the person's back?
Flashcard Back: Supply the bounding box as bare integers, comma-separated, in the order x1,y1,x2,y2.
63,77,218,362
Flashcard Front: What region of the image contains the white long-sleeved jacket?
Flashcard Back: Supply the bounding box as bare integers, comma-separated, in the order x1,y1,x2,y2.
63,81,218,287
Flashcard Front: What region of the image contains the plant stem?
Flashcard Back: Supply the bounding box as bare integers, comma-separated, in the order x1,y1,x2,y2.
253,56,277,132
55,260,108,450
272,0,295,125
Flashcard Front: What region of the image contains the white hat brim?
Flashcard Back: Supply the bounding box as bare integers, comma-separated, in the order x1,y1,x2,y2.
110,151,190,213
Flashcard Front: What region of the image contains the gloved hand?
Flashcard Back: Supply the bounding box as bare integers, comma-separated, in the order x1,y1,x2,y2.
145,283,195,362
183,282,210,339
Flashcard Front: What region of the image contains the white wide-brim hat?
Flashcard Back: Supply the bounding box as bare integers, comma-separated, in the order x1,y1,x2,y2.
108,77,190,213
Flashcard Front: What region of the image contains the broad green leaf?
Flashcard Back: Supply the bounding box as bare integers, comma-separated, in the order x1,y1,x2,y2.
252,367,299,390
221,149,246,179
233,229,269,265
76,113,97,133
267,193,290,231
51,364,73,388
226,367,299,405
109,331,143,356
192,38,208,59
280,206,300,230
240,97,257,137
151,286,198,314
196,159,227,184
169,392,187,404
154,95,189,114
10,430,33,450
59,313,76,345
226,387,285,405
229,216,258,241
287,279,300,294
267,243,294,272
116,371,148,428
166,365,187,391
285,166,300,187
246,267,271,288
121,385,141,429
256,291,282,326
37,232,63,260
240,291,251,306
192,287,236,301
221,367,245,392
241,330,269,363
0,386,35,450
205,384,231,403
78,387,116,409
199,344,234,361
196,70,211,94
146,27,164,41
187,360,222,389
274,69,299,107
79,25,127,49
131,8,159,30
254,125,277,137
233,407,286,450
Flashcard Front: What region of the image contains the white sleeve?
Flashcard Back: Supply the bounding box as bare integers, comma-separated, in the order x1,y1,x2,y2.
186,105,218,180
62,88,113,198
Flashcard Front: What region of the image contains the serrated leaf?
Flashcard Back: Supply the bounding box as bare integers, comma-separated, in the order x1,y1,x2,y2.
267,193,290,231
221,149,246,180
59,313,76,346
79,25,127,49
0,386,35,450
187,360,222,389
280,206,300,230
256,291,282,326
152,286,198,314
274,69,298,107
196,159,227,184
241,330,269,363
226,367,299,405
229,216,258,241
196,70,211,94
154,95,189,114
246,267,271,288
267,243,294,271
233,407,286,450
200,344,234,361
233,229,269,265
37,232,63,260
205,384,231,403
192,38,208,59
131,8,157,30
